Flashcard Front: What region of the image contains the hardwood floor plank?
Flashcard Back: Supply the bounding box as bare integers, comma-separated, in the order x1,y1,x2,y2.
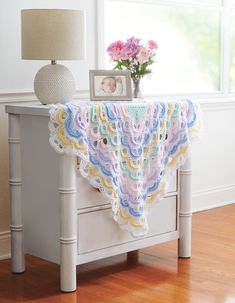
0,204,235,303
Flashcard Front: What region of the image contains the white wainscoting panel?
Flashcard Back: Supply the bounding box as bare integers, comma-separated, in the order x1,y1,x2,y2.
0,231,11,260
192,100,235,211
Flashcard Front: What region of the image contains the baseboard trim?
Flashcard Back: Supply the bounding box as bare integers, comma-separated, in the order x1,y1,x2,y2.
0,253,11,261
0,230,10,239
192,184,235,213
0,230,11,260
193,200,235,213
193,184,235,197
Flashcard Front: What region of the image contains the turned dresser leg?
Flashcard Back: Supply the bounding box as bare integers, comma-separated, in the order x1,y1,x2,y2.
178,156,192,258
59,154,77,292
8,114,25,273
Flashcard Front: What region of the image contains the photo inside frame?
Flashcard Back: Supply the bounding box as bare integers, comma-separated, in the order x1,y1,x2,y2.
94,75,127,97
89,70,132,101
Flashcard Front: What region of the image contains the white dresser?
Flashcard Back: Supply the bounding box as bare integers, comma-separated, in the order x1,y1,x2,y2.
5,104,193,292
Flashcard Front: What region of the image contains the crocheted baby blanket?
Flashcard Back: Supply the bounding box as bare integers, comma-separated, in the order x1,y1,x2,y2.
49,100,201,237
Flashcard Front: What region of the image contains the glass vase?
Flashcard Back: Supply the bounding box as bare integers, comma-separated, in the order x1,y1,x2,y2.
132,78,143,99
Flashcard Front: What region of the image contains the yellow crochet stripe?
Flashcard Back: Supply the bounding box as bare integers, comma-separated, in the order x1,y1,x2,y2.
151,134,158,146
147,183,167,204
56,108,75,146
166,102,174,117
189,121,201,137
98,104,108,123
56,125,87,152
89,166,118,199
159,102,172,130
120,155,144,171
168,144,189,168
155,103,173,139
120,149,128,159
107,123,117,134
119,207,146,227
98,104,118,135
89,166,145,228
129,158,144,170
147,144,189,204
188,102,202,136
56,106,66,124
120,134,157,159
119,141,160,172
55,108,87,152
56,127,71,145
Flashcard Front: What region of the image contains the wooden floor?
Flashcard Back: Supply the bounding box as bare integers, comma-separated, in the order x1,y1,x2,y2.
0,204,235,303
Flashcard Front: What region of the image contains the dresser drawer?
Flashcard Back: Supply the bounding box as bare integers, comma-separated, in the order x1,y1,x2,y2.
76,170,178,209
76,172,110,209
77,196,177,255
168,170,178,193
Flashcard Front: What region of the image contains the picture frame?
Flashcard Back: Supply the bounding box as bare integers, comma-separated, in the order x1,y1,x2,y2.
89,70,132,101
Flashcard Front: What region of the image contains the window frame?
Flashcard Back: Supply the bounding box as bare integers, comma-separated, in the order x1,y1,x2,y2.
228,6,235,92
97,0,235,100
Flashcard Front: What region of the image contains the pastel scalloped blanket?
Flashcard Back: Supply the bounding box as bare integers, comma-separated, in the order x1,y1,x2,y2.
49,100,201,237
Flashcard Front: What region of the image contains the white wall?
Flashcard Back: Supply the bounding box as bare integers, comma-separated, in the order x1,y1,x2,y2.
0,0,235,259
0,105,11,259
192,102,235,211
0,0,97,95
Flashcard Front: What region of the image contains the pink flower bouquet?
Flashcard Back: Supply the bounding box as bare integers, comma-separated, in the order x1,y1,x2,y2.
107,37,158,97
107,37,158,77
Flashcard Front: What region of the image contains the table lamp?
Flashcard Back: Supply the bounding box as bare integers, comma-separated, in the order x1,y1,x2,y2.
21,9,85,104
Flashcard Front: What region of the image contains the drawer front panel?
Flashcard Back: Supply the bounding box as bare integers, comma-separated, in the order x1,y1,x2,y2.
76,173,110,209
168,170,178,193
76,170,177,209
77,196,177,255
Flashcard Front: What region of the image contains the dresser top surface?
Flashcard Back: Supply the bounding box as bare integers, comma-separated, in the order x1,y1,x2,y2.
5,103,51,116
5,98,195,116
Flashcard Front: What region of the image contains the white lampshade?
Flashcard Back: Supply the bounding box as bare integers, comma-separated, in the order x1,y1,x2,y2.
21,9,85,104
21,9,85,60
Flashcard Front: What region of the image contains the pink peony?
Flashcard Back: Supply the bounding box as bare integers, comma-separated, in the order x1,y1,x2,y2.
137,46,152,64
107,37,158,81
107,40,125,61
148,40,158,50
116,48,129,60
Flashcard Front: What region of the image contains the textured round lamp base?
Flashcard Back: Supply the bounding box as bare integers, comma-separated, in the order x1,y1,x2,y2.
34,64,76,104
